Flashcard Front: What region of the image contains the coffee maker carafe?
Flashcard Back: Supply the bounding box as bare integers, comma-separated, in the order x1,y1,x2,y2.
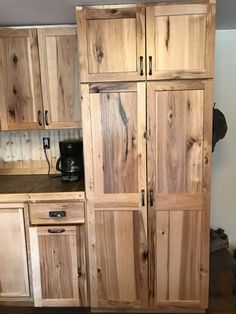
56,140,84,182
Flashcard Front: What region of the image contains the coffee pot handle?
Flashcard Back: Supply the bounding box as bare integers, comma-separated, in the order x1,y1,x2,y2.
56,157,62,172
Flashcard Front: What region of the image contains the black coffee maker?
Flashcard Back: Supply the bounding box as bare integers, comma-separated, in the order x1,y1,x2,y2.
56,140,84,182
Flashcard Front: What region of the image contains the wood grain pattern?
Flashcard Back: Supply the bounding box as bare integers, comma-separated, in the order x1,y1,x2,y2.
76,6,145,82
30,226,83,307
146,2,215,80
0,207,29,297
0,28,43,130
0,129,81,175
147,80,212,310
38,27,81,129
81,82,147,308
95,211,148,307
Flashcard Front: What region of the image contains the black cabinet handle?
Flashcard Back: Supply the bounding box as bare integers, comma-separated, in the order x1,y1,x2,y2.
45,110,49,126
48,229,65,234
140,56,144,76
149,189,154,207
149,56,152,76
49,211,66,219
141,189,145,207
37,110,42,126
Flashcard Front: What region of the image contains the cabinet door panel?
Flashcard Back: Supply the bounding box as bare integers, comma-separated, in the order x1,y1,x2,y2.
0,207,29,297
38,27,81,129
77,6,145,82
30,226,86,307
146,3,215,80
95,210,147,307
147,80,213,310
81,82,148,308
0,29,43,130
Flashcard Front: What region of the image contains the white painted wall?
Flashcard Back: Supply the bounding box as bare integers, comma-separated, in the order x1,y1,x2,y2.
212,30,236,250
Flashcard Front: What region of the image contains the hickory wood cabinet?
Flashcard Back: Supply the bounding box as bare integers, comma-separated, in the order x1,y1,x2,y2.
0,203,30,300
29,201,87,307
77,1,215,83
78,1,215,312
0,26,81,131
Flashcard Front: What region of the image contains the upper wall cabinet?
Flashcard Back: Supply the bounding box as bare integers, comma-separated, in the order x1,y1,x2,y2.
76,1,215,83
76,5,146,82
38,28,81,129
0,26,81,131
0,29,43,130
146,2,215,80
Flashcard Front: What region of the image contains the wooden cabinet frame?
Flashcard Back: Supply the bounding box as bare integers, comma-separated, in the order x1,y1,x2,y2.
0,203,32,302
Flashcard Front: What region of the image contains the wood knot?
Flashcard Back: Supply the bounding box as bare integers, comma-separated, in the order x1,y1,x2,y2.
142,251,148,262
187,100,191,109
167,108,173,126
110,9,117,14
13,85,17,95
95,46,104,63
13,54,18,63
204,156,209,165
187,137,197,148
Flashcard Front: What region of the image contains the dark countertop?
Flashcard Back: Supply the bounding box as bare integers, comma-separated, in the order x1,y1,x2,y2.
0,175,85,194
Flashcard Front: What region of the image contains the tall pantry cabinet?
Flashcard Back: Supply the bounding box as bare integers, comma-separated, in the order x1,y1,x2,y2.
77,1,215,311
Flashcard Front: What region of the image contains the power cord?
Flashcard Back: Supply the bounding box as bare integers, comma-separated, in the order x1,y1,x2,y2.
43,148,61,178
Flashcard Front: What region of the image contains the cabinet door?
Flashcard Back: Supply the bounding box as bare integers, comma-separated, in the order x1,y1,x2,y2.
0,206,29,297
147,80,212,311
38,27,81,129
81,82,148,308
0,29,43,130
146,3,215,80
77,6,145,82
30,225,86,307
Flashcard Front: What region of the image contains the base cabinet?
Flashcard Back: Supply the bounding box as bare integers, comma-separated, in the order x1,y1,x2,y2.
30,225,87,307
0,204,30,298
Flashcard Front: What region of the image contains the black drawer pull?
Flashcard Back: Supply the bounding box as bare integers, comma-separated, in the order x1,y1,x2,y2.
48,229,65,234
49,211,66,218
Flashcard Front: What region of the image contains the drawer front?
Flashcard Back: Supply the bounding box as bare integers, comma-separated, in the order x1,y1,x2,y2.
29,202,84,225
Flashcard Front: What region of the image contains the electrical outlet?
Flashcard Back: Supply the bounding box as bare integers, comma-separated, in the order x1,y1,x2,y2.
43,137,50,149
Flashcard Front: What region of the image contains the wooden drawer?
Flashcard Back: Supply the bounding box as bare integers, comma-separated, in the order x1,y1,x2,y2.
29,202,84,225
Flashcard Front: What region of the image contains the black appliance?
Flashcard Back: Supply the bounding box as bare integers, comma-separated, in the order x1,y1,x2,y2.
56,140,84,182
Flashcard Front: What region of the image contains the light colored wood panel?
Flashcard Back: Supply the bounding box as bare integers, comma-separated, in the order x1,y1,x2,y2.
155,15,206,71
89,82,137,93
155,4,207,15
29,202,84,225
0,129,81,175
146,3,215,80
169,211,201,301
156,193,203,211
205,4,216,77
200,80,213,308
94,194,139,209
87,18,137,74
77,7,145,82
29,227,42,306
80,84,94,199
77,224,88,306
156,89,204,194
38,27,81,129
155,211,169,300
84,7,137,19
30,226,81,306
0,207,29,297
0,29,43,130
95,210,148,307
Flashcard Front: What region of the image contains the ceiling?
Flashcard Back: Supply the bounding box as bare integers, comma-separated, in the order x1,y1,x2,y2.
0,0,235,30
